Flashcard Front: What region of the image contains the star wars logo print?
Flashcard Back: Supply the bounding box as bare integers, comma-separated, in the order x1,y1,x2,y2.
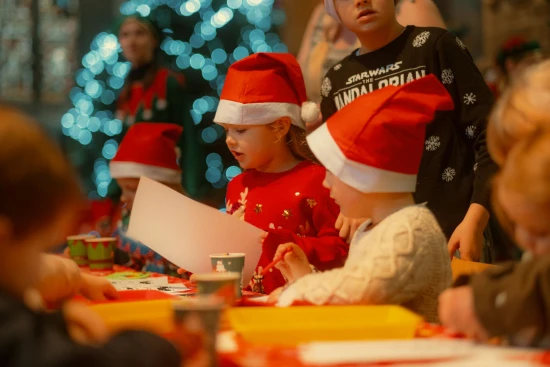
333,62,427,110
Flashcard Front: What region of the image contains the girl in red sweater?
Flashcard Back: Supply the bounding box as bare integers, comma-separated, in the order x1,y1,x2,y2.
214,53,349,294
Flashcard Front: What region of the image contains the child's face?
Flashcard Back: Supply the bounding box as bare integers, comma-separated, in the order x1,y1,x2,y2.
333,0,396,35
0,209,76,298
497,185,550,256
323,170,372,218
118,177,140,212
224,124,282,171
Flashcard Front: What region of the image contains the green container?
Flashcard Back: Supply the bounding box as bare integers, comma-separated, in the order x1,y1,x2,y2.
86,237,116,270
67,235,95,266
209,253,245,297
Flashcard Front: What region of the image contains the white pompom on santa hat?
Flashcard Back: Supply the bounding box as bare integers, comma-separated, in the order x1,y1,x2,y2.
307,75,454,193
214,52,319,129
109,123,182,184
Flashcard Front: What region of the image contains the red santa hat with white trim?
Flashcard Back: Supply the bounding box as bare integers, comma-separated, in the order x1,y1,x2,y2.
307,75,454,193
109,123,182,184
214,52,319,129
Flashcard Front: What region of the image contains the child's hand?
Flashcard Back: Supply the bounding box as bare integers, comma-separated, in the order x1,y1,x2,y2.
79,273,119,301
447,220,484,261
274,243,311,283
64,301,109,345
448,204,489,261
37,255,82,303
335,213,366,244
438,286,489,341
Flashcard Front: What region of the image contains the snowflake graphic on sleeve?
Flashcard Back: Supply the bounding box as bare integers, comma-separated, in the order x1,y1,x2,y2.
333,63,342,71
413,31,431,47
456,37,466,50
425,136,441,151
465,126,477,139
442,167,456,182
464,93,476,105
321,77,332,97
441,69,454,85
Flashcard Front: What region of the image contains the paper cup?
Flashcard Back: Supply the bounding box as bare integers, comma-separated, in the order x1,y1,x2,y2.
86,237,116,271
67,235,96,266
173,299,224,367
210,253,245,296
194,273,240,305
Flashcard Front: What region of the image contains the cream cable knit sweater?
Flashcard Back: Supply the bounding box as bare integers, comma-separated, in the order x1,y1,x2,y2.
277,205,452,323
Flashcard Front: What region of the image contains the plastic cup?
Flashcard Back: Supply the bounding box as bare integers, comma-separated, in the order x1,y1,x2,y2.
194,273,240,306
173,299,224,367
209,253,245,297
86,237,116,271
67,235,95,266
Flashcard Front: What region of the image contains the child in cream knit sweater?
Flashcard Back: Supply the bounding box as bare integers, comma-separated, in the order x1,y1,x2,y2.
270,75,453,322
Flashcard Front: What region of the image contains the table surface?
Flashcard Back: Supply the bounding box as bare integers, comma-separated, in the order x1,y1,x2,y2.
88,266,550,367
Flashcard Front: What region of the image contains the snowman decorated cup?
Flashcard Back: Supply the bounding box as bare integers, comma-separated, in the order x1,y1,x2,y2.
209,253,245,297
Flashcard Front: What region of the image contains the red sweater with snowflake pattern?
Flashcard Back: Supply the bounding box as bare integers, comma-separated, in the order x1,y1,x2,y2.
226,161,349,294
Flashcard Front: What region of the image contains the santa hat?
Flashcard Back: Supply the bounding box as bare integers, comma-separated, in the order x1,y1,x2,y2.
214,53,319,129
307,75,454,193
324,0,341,22
109,123,182,184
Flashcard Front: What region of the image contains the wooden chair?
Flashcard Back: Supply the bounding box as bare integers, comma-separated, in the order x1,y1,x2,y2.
451,257,498,282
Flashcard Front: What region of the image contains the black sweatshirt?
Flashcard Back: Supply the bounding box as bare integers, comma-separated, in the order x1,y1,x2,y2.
320,26,497,239
0,291,181,367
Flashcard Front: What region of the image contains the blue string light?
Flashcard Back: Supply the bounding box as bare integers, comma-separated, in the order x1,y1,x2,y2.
62,0,286,197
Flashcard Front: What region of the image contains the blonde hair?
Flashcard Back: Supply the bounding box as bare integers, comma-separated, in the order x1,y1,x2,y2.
488,59,550,166
500,131,550,204
270,118,319,164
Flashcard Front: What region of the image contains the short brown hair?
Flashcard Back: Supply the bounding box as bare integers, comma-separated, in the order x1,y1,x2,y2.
0,106,82,238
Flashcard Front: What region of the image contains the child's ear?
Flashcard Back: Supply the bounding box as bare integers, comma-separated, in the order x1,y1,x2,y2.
0,216,14,244
273,117,292,140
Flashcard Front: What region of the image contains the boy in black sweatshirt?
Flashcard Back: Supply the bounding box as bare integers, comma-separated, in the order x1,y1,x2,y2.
321,0,497,261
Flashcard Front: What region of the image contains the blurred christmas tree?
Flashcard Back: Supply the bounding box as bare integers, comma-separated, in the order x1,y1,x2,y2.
61,0,287,207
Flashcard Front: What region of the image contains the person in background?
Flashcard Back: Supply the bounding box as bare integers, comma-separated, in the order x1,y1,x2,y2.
215,53,349,295
269,76,454,323
109,123,187,276
320,0,497,262
85,14,203,238
298,0,446,133
493,36,543,98
0,106,182,367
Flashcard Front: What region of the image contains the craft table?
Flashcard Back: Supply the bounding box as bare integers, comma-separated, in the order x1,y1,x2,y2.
88,266,550,367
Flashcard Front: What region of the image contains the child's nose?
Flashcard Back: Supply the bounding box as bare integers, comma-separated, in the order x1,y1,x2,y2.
226,134,236,147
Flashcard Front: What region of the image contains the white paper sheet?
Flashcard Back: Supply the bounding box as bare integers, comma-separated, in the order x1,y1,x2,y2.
127,177,264,284
298,340,474,365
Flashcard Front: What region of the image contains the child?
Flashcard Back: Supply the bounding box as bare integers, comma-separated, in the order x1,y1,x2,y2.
269,75,454,323
322,0,496,262
0,106,181,367
109,122,185,276
214,52,349,294
440,132,550,346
